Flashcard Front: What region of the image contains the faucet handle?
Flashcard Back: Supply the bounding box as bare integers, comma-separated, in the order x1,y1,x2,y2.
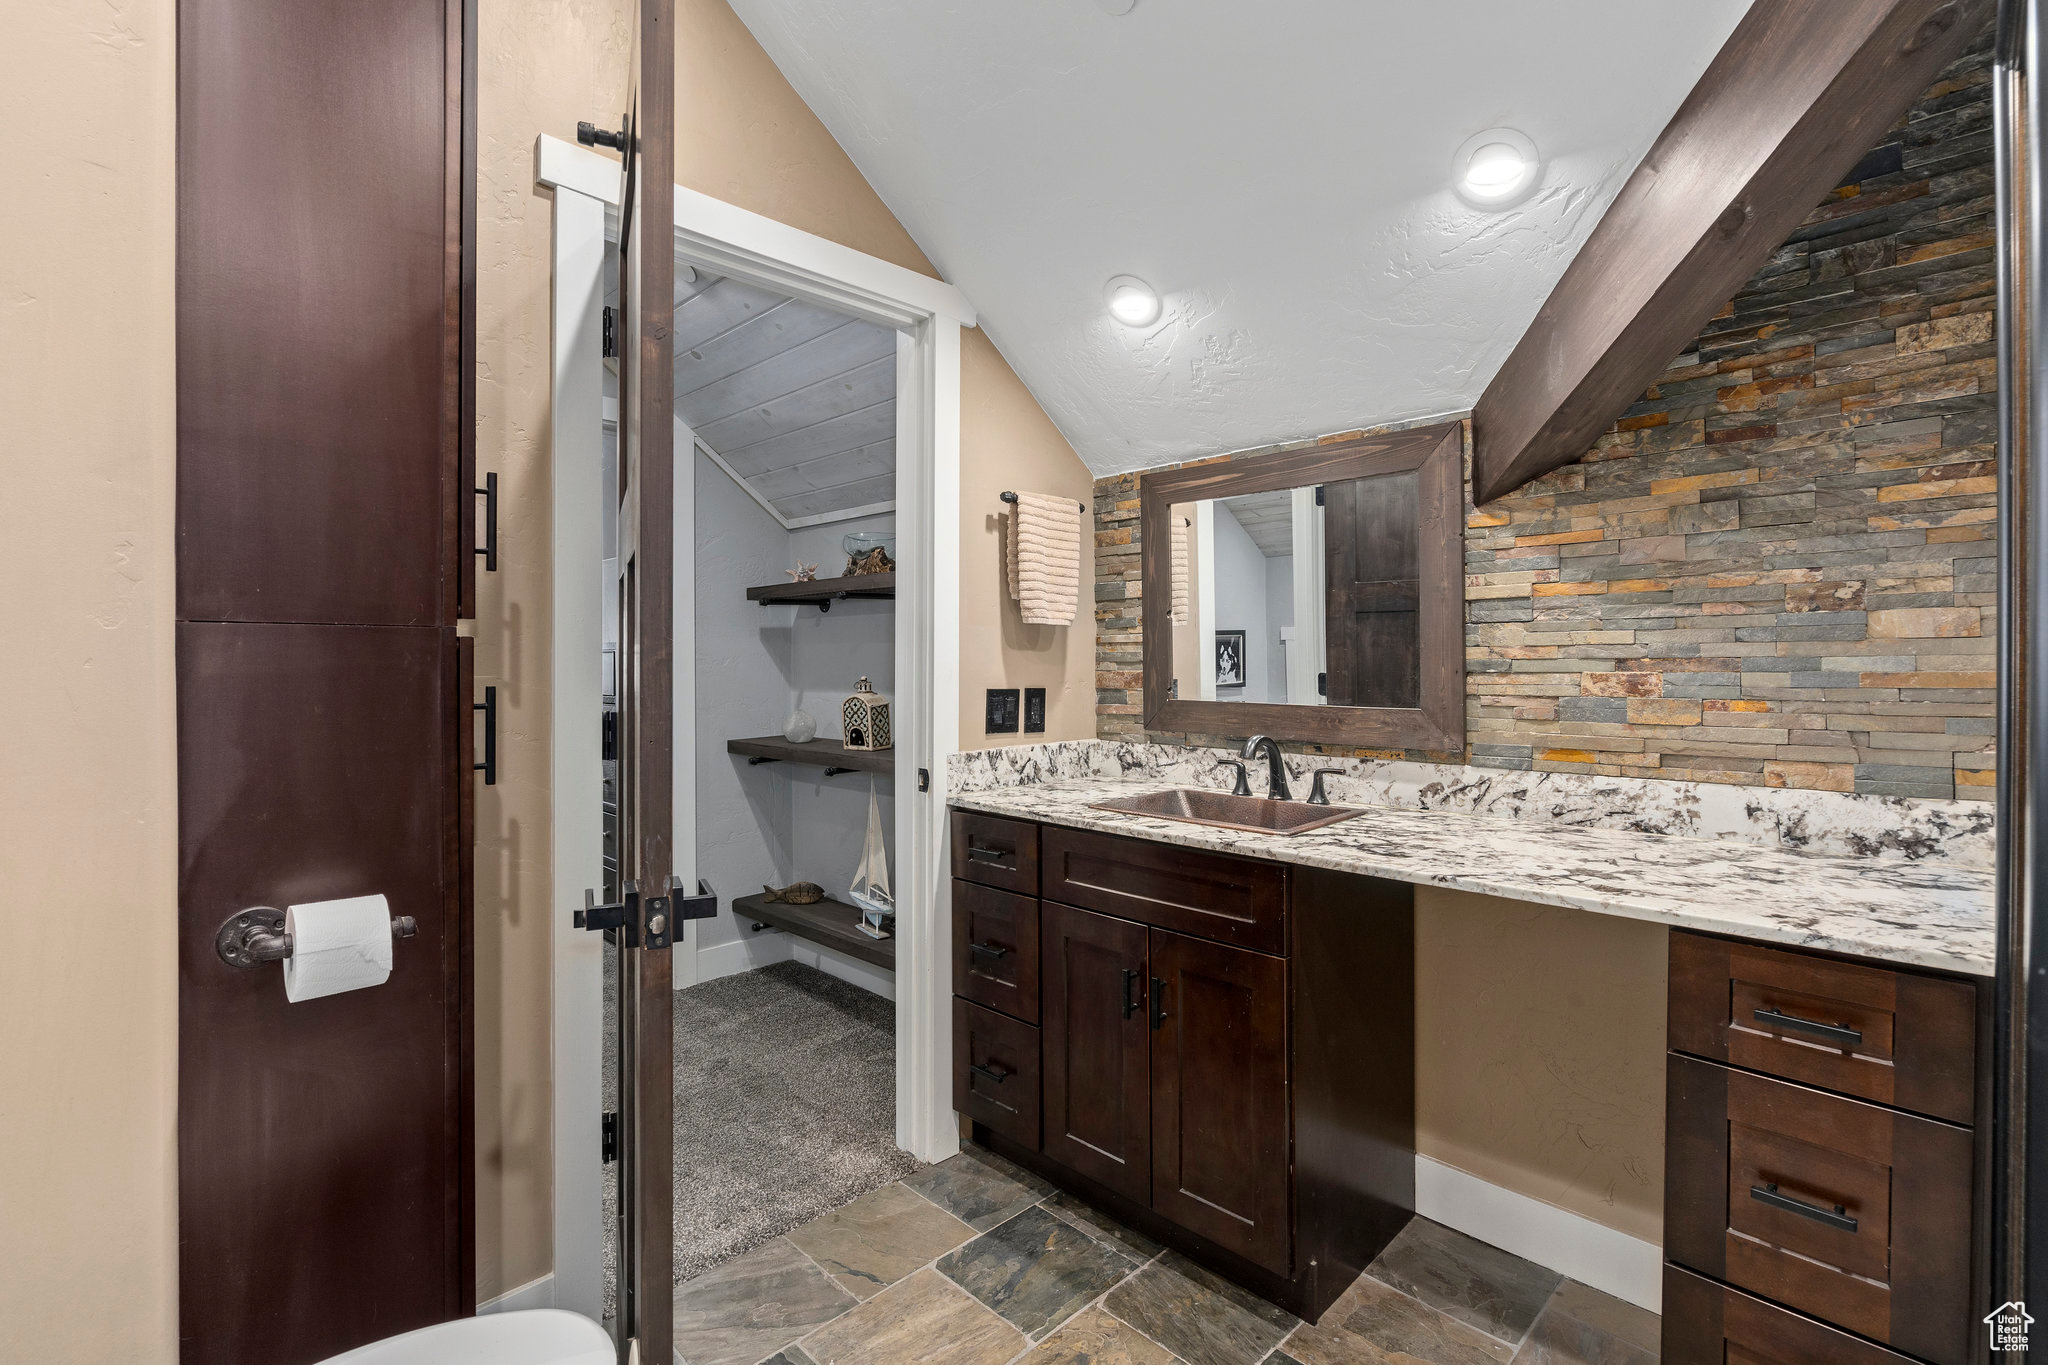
1307,768,1345,806
1218,759,1252,797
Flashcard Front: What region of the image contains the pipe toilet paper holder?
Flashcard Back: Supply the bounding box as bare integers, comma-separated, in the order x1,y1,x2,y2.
215,906,418,969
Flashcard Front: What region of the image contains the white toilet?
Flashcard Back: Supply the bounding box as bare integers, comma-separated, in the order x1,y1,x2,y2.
314,1309,615,1365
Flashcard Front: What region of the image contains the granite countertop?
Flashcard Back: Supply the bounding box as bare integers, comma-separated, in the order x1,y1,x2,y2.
950,777,1997,977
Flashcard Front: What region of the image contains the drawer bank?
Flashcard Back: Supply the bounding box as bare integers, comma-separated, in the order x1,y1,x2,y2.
948,809,1992,1357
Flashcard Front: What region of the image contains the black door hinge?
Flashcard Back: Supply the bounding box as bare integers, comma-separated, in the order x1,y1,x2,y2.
1317,671,1327,697
601,710,618,761
917,768,931,793
602,306,617,359
577,120,628,152
1314,485,1325,506
601,1111,618,1164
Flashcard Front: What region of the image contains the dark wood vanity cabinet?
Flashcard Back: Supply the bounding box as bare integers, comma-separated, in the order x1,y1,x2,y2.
1662,930,1989,1364
949,810,1414,1321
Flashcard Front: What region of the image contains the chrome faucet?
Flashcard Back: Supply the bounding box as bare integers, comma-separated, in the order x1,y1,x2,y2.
1240,735,1291,801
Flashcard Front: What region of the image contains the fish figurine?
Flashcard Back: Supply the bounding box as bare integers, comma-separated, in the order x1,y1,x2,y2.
762,882,825,905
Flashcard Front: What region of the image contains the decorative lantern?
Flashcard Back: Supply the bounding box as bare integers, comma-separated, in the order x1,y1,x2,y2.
841,677,892,751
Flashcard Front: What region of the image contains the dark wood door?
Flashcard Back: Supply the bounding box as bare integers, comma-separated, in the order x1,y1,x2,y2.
610,5,678,1359
1323,472,1421,708
176,0,474,1359
177,625,464,1362
1149,929,1291,1273
1041,903,1152,1201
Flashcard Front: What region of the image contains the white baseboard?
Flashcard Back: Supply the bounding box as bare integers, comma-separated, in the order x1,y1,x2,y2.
1414,1156,1662,1313
478,1272,555,1316
691,928,895,1000
695,930,786,982
790,940,895,999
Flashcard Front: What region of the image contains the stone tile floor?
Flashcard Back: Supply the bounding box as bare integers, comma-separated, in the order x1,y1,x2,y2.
672,1146,1658,1365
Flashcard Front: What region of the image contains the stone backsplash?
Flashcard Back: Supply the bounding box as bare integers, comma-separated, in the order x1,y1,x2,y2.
1095,37,1997,802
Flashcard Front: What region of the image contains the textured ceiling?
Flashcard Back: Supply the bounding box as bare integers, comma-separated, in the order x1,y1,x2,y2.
726,0,1750,476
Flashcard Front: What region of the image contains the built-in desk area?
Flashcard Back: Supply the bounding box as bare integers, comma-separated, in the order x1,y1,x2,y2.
946,743,1996,1363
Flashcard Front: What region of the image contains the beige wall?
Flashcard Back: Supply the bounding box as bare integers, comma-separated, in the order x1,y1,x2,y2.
960,330,1100,747
1415,889,1667,1243
473,0,631,1303
0,0,181,1359
472,0,1097,1298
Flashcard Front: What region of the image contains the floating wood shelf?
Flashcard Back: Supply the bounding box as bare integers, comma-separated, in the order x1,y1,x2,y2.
746,571,894,610
726,735,893,776
735,891,894,971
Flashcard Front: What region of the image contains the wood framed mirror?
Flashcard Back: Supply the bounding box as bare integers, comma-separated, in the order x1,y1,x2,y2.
1140,422,1465,751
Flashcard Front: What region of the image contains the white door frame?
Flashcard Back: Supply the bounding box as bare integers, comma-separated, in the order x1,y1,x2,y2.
535,134,969,1319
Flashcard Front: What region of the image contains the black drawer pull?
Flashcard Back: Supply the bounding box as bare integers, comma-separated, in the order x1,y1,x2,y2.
966,843,1014,866
1752,1007,1863,1049
1122,968,1139,1020
969,1062,1010,1085
1149,976,1169,1030
969,941,1010,961
1751,1183,1858,1233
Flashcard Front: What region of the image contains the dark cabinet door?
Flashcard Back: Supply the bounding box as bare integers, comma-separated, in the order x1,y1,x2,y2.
1150,929,1291,1273
178,0,466,628
1041,902,1152,1201
177,623,463,1363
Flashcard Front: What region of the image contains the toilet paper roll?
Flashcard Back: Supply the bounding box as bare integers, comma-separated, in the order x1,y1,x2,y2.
283,894,394,1003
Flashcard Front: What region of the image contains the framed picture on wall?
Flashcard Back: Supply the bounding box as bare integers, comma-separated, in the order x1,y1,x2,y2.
1214,630,1247,689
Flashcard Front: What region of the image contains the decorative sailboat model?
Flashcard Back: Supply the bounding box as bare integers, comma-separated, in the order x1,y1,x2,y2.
849,781,895,939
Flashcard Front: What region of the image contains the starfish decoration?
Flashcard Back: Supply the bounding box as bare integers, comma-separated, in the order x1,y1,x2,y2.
786,562,819,582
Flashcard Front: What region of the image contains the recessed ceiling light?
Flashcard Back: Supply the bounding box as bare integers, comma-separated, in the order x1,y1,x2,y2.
1104,275,1161,327
1453,128,1539,208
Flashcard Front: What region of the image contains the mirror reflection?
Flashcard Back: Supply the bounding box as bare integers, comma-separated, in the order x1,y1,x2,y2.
1167,471,1421,709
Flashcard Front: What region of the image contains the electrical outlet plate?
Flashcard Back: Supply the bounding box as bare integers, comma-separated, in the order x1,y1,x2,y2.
1024,688,1046,733
985,688,1021,734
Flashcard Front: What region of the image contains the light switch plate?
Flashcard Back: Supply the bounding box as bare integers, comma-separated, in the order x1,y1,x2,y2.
1024,688,1046,733
985,689,1021,734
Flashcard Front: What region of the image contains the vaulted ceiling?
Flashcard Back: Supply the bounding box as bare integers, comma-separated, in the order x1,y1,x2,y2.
726,0,1751,476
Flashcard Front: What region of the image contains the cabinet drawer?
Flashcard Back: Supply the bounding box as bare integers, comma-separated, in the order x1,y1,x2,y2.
1042,825,1287,955
954,998,1041,1150
952,881,1040,1025
1666,1054,1973,1365
1661,1263,1923,1365
951,811,1041,896
1669,931,1977,1124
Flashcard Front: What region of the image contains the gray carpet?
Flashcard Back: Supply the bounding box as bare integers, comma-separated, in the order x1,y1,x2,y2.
604,959,916,1310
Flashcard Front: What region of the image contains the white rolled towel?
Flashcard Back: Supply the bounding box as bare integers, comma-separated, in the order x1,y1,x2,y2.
1005,492,1082,626
1170,516,1190,624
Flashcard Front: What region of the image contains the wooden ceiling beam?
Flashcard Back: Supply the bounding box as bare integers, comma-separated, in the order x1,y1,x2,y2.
1470,0,1991,505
